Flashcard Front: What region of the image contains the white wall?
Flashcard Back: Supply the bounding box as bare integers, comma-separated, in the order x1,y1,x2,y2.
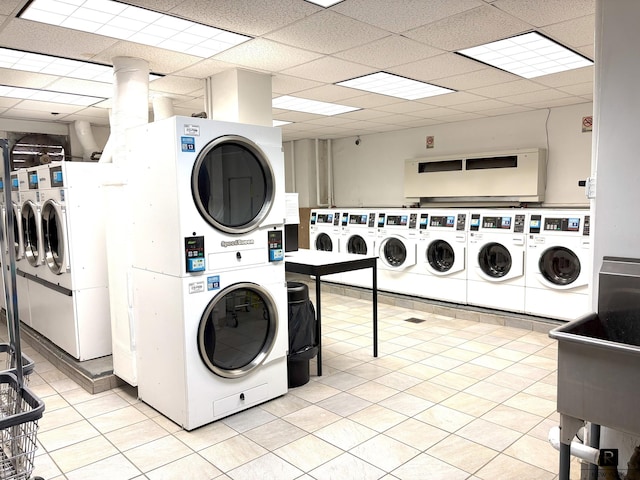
330,103,593,208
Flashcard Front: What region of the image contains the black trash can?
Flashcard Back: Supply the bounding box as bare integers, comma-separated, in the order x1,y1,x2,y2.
287,281,318,388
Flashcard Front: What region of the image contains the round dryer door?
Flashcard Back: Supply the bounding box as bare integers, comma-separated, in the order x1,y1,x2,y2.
315,233,334,251
347,235,368,255
427,240,454,273
382,238,407,267
21,201,40,267
192,135,275,234
41,201,66,274
539,247,580,286
198,283,278,379
478,242,511,278
10,203,23,260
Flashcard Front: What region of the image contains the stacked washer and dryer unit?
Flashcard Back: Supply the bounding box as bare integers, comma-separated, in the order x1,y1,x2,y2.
128,116,288,431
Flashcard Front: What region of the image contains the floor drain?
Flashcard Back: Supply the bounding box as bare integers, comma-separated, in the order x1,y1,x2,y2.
404,317,426,324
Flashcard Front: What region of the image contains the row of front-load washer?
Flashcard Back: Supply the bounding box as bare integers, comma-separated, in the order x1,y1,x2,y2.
310,207,592,321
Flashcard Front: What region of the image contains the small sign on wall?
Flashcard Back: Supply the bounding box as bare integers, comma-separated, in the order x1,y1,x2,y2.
426,135,435,149
582,116,593,133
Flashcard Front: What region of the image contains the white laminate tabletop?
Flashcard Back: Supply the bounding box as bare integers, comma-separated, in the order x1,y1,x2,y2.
285,248,377,266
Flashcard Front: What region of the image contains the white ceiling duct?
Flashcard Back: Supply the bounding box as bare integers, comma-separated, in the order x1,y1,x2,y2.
152,96,174,122
73,120,99,161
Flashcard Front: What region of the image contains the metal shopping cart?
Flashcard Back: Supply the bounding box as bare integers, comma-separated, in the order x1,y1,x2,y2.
0,140,45,480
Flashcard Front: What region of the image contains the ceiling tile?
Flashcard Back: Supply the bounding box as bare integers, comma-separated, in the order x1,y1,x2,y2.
433,112,485,122
482,105,535,117
0,97,20,108
8,99,88,114
172,59,239,79
453,99,513,112
417,91,486,107
280,57,374,84
541,14,595,49
333,0,483,33
293,85,367,103
557,82,593,96
499,89,571,105
437,68,519,91
529,66,594,87
0,1,23,15
91,42,202,75
0,68,59,89
214,39,323,72
525,97,590,109
148,76,204,95
492,0,595,28
170,0,319,36
338,108,399,121
334,35,443,69
2,108,70,121
340,93,405,109
264,10,388,55
116,1,184,12
43,78,113,99
389,53,485,83
468,80,548,98
272,75,325,95
374,101,445,115
405,5,532,51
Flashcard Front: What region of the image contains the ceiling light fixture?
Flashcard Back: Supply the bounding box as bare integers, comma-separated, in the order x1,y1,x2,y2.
0,47,162,82
336,72,455,100
273,95,360,116
456,32,593,79
0,84,105,106
273,120,292,127
304,0,345,7
19,0,251,58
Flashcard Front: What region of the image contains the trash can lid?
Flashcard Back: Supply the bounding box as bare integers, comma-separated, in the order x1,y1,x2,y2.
287,281,309,303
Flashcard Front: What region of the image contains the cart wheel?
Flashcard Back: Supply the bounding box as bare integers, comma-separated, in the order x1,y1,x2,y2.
33,477,45,480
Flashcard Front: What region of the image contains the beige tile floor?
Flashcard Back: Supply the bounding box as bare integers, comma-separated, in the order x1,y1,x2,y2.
14,293,583,479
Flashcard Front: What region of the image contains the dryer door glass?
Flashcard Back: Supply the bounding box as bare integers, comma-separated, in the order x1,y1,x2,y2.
539,247,580,285
315,233,333,251
21,202,40,267
11,204,21,259
193,136,275,234
427,240,454,272
347,235,368,255
41,202,65,274
198,283,277,379
478,242,511,278
383,238,407,267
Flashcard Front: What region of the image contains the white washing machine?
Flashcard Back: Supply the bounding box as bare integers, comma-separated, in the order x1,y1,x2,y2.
128,116,286,277
28,162,112,360
525,210,592,320
134,264,288,430
11,171,30,326
340,209,377,288
19,167,43,277
127,116,288,427
376,210,419,295
467,209,528,313
417,209,469,304
309,209,342,253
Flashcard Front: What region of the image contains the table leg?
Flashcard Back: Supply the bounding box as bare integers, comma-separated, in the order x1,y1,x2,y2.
372,263,378,358
315,276,322,376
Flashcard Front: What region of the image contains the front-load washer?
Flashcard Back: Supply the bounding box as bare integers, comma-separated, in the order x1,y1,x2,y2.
133,263,288,430
19,167,43,277
376,210,419,295
467,209,528,313
340,210,377,288
309,209,341,253
127,116,286,277
28,161,112,360
11,171,30,326
417,209,469,304
525,210,592,320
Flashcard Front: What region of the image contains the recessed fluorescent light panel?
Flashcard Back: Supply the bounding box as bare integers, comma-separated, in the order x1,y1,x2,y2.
305,0,344,7
273,120,291,127
337,72,455,100
0,85,105,106
19,0,251,58
456,32,593,79
273,96,360,116
0,48,161,82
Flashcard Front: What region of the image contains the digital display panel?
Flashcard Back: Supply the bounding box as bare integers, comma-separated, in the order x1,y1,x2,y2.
317,213,333,224
10,176,18,191
470,217,480,227
482,216,511,229
544,217,580,232
377,213,385,227
28,172,38,189
419,214,428,230
386,215,408,226
430,215,455,228
349,214,368,225
50,166,64,187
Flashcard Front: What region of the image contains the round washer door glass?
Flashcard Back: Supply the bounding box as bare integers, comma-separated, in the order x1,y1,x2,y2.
21,202,40,267
193,135,275,234
427,240,454,272
315,233,333,251
198,283,278,378
478,242,511,278
383,238,407,267
347,235,368,255
41,201,65,274
539,247,580,285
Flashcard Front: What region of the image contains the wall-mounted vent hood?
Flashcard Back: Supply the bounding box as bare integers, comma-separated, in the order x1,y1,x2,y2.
404,148,546,203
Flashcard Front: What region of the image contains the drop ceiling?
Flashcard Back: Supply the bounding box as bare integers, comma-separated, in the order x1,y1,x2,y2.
0,0,595,142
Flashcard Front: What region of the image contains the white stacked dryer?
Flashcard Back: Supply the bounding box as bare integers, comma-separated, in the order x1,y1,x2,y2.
340,209,377,288
525,210,592,320
467,209,528,313
417,209,469,304
28,162,111,360
128,116,288,430
376,209,419,296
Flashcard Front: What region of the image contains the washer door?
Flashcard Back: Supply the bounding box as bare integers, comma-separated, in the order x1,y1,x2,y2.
21,200,41,267
41,200,67,274
427,240,455,274
315,233,334,252
9,203,23,260
192,135,275,234
478,242,511,279
347,234,368,255
198,283,278,379
539,246,581,287
381,236,415,269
